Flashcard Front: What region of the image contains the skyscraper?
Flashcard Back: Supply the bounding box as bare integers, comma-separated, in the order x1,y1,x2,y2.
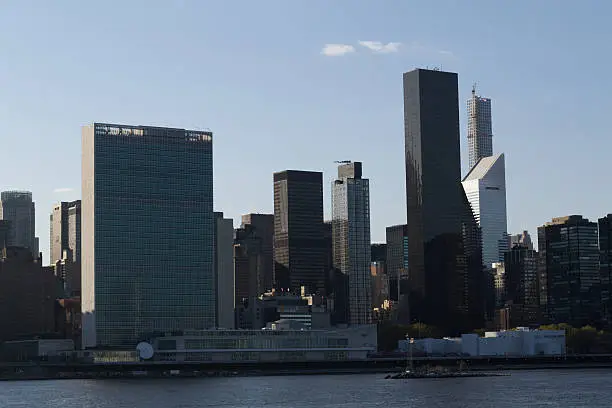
467,87,493,170
331,161,372,325
462,154,508,269
385,224,409,322
50,200,81,264
599,214,612,326
81,123,215,348
273,170,326,295
538,215,600,327
0,191,38,257
214,212,235,329
403,68,484,331
241,213,274,292
498,244,540,328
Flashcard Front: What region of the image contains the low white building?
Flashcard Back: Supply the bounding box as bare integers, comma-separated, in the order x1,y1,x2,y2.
140,324,377,363
398,327,565,358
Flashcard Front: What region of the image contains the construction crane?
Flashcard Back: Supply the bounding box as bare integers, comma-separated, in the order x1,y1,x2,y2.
334,160,352,164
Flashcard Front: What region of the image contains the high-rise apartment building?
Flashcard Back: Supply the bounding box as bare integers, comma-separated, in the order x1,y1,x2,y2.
273,170,326,295
331,161,372,325
241,213,274,292
403,68,484,332
214,212,235,329
462,154,508,269
538,215,600,327
0,191,38,257
81,123,215,348
467,87,493,170
598,214,612,326
50,200,81,264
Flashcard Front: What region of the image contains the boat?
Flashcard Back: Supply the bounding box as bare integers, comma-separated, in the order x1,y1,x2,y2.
385,368,507,379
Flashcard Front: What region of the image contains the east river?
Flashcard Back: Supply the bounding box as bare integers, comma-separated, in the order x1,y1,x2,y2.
0,369,610,407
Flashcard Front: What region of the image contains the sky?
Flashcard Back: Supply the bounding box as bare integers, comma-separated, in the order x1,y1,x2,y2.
1,1,611,262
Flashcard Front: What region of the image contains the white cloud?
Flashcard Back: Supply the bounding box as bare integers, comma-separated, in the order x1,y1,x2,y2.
53,187,74,193
358,41,402,54
438,50,454,57
321,44,355,57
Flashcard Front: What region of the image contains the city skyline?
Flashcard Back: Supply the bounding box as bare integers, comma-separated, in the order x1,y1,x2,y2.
2,2,611,263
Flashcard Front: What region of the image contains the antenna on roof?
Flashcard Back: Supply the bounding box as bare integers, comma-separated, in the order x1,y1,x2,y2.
472,82,477,95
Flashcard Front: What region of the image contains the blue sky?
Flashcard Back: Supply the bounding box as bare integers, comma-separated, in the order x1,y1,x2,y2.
1,1,611,261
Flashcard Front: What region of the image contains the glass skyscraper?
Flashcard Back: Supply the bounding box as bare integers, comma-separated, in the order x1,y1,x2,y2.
538,215,600,327
332,162,372,325
273,170,326,295
467,87,493,170
81,123,215,348
403,69,485,332
462,153,508,269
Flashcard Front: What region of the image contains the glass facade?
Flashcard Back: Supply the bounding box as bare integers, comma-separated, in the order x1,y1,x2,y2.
462,154,508,269
82,123,214,348
538,215,600,327
273,171,326,295
331,162,372,325
403,69,484,332
599,215,612,326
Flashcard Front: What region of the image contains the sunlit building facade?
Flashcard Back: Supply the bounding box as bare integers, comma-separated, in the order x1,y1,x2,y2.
81,123,215,348
467,88,493,170
462,153,508,269
332,162,372,325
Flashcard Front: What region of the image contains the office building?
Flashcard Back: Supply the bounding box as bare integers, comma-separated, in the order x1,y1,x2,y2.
234,224,265,303
371,243,387,263
403,68,484,332
509,230,534,251
0,220,10,249
0,191,38,256
496,244,540,329
214,212,234,329
462,154,508,269
599,214,612,326
241,214,274,292
50,200,81,264
467,87,493,170
81,123,215,348
273,170,326,295
538,216,600,327
55,251,81,297
385,224,408,316
331,161,372,325
236,290,330,330
0,246,58,342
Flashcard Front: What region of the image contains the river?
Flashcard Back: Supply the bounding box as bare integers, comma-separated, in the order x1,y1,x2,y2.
0,369,610,407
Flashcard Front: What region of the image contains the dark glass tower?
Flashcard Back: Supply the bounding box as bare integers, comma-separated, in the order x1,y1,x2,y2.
600,215,612,327
273,170,326,295
403,68,484,332
538,215,600,327
81,123,215,348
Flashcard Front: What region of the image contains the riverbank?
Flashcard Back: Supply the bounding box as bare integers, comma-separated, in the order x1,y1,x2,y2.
3,361,612,381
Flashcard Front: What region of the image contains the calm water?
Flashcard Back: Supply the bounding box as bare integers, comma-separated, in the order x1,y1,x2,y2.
1,370,611,407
